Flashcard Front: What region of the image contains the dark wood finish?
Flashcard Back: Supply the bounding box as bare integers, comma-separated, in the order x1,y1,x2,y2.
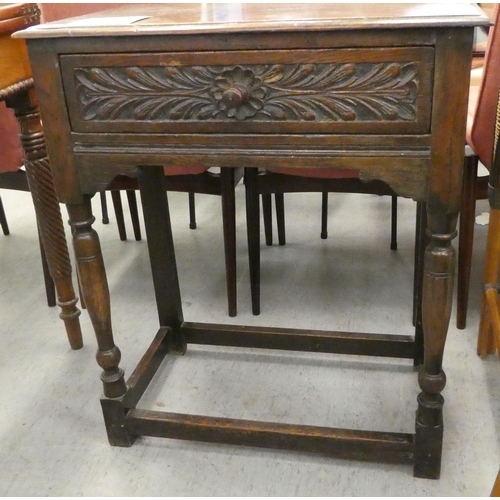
123,327,172,409
0,196,9,234
38,230,56,307
5,88,82,350
181,322,416,359
457,154,489,328
188,192,196,229
391,196,398,251
100,191,109,224
413,201,428,367
110,190,127,241
126,409,414,464
0,4,82,349
137,167,184,332
18,3,488,480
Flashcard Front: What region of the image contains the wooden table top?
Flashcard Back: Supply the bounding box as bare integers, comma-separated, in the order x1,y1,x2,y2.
15,3,489,39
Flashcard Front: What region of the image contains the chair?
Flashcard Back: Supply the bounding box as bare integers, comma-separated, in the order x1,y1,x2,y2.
244,167,400,316
39,3,243,317
0,101,56,307
99,168,243,317
457,4,500,329
477,91,500,358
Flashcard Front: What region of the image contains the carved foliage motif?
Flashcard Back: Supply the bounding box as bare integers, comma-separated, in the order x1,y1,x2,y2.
74,62,419,122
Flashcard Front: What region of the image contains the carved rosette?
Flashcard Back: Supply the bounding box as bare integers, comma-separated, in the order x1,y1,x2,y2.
75,62,418,123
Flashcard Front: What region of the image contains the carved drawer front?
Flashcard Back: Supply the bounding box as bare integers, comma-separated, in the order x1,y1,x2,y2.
61,48,434,135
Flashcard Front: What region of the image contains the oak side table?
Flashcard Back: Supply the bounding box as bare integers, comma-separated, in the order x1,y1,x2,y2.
16,3,489,479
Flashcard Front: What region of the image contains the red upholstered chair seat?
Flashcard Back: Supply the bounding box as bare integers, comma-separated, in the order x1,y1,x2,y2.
163,165,208,176
265,167,359,179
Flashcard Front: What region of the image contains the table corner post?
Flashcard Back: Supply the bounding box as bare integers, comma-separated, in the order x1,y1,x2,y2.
67,198,135,446
413,214,456,479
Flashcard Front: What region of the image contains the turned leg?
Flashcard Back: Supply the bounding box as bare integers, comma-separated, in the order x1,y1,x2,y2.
67,199,135,446
6,88,82,350
414,212,457,479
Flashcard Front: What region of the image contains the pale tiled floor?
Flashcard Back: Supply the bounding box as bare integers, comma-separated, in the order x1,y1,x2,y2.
0,185,499,496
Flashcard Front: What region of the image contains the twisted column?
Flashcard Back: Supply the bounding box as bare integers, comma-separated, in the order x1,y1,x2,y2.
6,86,82,349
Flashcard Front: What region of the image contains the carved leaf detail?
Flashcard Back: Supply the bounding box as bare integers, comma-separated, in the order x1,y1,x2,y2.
74,62,419,122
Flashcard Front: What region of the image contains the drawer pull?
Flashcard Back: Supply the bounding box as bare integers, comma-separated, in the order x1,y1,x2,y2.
221,83,248,109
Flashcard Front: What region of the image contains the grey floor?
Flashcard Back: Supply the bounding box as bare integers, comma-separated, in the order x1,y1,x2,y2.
1,183,499,496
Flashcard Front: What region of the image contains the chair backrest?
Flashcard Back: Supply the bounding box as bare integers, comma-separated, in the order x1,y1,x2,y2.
468,4,500,168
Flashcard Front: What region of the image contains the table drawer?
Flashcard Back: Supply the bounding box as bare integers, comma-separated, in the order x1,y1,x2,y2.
61,47,434,135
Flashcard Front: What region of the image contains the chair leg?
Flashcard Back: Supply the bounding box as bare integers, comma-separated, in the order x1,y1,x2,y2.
221,168,237,317
321,191,328,239
457,155,479,329
490,469,500,497
126,190,142,241
413,201,428,367
38,229,56,307
111,190,127,241
478,207,500,358
391,195,398,250
262,193,273,246
275,193,286,245
245,168,261,315
8,88,82,350
100,191,109,224
0,196,9,235
189,192,197,229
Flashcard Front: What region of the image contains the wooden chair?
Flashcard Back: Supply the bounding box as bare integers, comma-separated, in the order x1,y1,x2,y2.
98,168,243,317
457,4,500,329
245,167,401,316
39,3,243,317
477,91,500,358
0,101,56,306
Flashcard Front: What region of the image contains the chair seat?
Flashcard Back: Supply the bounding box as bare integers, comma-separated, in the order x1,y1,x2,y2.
163,165,209,176
266,167,358,179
